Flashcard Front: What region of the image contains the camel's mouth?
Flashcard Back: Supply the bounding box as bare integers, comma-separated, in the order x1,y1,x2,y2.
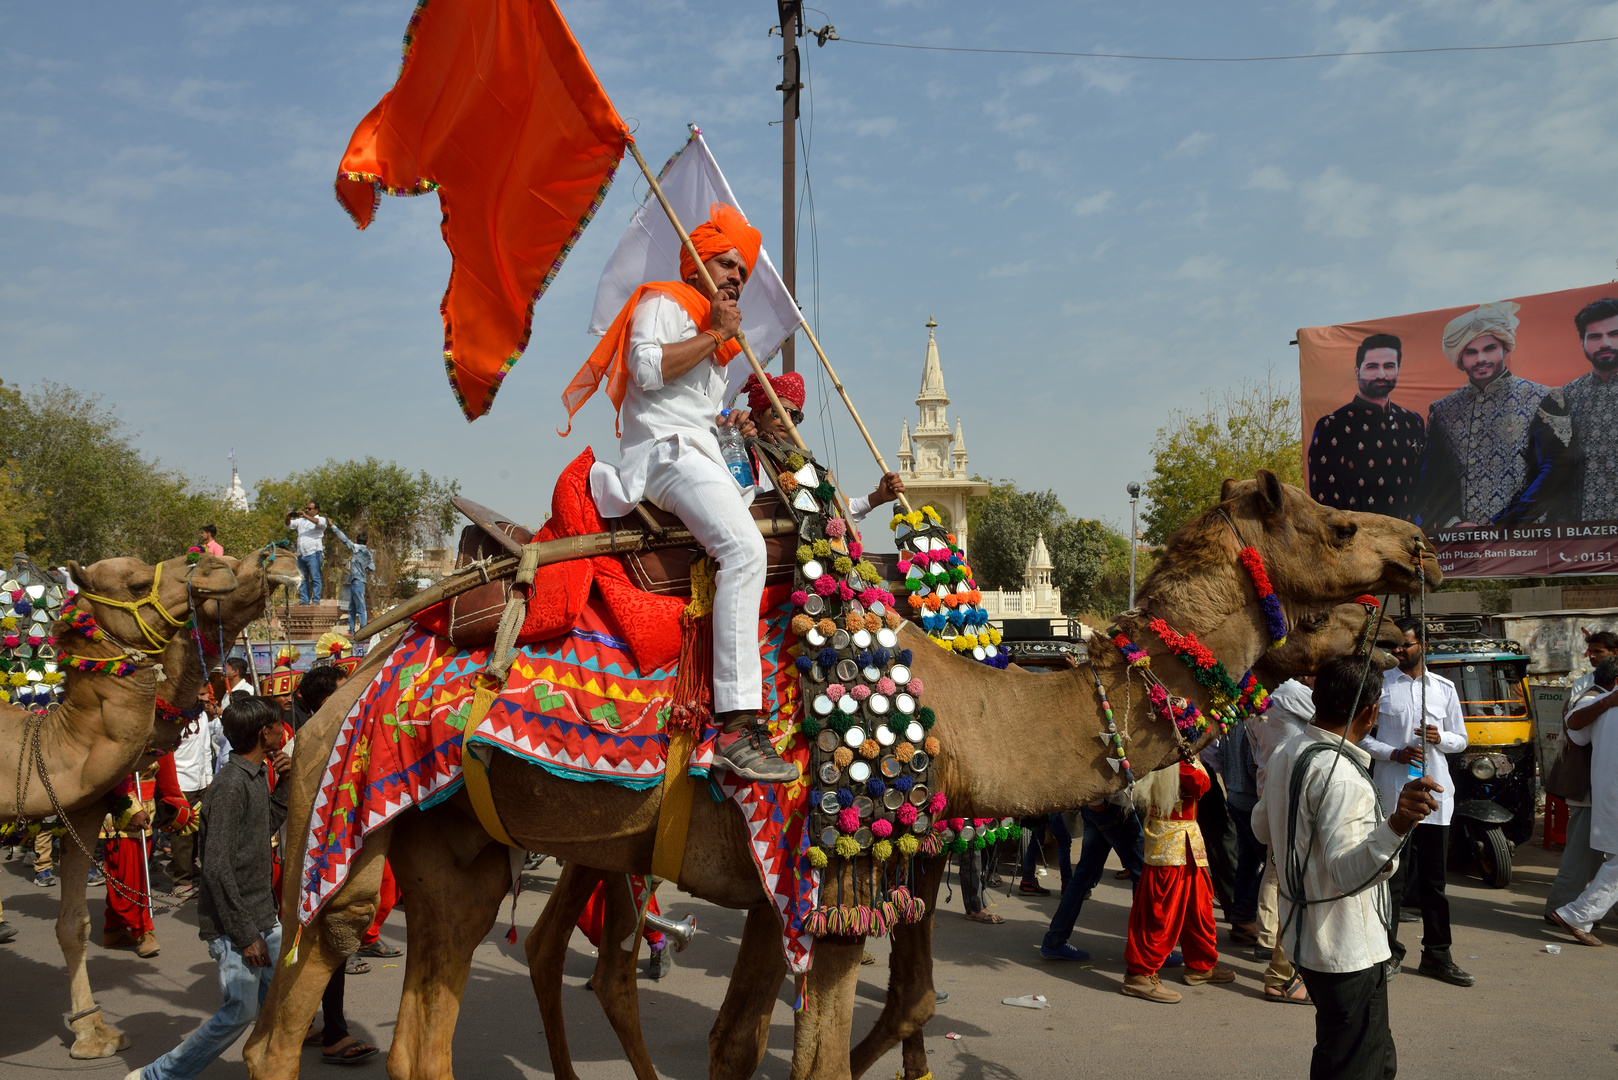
267,572,302,587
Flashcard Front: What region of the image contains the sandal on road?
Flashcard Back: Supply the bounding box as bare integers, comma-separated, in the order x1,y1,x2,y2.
345,956,371,975
321,1037,380,1065
355,941,401,958
965,910,1005,924
1264,973,1311,1004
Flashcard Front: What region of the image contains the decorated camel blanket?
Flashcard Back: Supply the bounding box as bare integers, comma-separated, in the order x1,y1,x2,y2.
296,584,824,971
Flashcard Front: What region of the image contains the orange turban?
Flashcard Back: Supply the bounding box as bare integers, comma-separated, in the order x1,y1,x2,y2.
679,203,762,283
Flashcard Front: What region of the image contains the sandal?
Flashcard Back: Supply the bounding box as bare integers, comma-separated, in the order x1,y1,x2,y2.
965,910,1005,924
322,1037,380,1065
345,956,371,975
1229,924,1259,944
1264,972,1311,1004
305,1021,324,1046
355,941,402,958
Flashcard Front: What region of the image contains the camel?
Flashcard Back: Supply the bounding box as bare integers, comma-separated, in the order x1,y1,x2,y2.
519,595,1412,1080
0,545,300,1060
243,472,1438,1080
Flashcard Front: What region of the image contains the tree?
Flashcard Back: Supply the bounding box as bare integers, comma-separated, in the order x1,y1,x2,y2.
1140,372,1304,545
965,479,1130,615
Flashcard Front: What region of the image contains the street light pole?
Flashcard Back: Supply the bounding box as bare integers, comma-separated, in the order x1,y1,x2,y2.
1126,482,1141,609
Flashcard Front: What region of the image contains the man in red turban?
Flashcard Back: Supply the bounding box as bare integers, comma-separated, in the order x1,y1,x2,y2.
742,371,905,521
567,204,796,784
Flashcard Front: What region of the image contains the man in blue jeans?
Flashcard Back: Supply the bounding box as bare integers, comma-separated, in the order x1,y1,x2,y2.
1040,794,1147,960
126,698,291,1080
286,500,328,604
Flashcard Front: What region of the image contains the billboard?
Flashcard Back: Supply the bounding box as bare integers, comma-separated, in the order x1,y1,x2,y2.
1299,283,1618,579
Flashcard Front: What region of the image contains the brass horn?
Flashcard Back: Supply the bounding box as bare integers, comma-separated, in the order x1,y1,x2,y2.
643,911,697,953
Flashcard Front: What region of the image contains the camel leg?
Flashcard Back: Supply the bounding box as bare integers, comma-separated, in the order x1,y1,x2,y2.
382,807,511,1080
709,904,788,1080
524,861,605,1080
243,820,392,1080
591,873,659,1080
58,805,129,1058
849,856,945,1080
789,935,864,1080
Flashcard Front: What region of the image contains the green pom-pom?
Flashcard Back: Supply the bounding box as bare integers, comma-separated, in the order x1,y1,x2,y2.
801,714,821,737
815,481,837,502
807,846,829,868
948,567,966,584
917,706,936,730
829,711,854,735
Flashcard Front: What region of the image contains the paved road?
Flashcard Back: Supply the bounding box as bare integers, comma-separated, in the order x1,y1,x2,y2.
0,830,1612,1079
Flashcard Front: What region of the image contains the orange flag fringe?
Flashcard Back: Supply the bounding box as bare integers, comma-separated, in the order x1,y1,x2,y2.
336,0,628,422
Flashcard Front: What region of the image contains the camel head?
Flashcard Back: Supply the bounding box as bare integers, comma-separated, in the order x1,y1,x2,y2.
1252,602,1401,688
62,553,238,656
1187,470,1440,608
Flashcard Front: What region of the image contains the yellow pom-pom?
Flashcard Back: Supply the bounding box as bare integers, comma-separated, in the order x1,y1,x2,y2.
807,846,828,868
835,836,860,858
872,839,893,862
922,506,941,524
796,545,814,564
958,633,977,649
833,556,853,575
813,539,832,558
898,834,919,855
988,627,1003,645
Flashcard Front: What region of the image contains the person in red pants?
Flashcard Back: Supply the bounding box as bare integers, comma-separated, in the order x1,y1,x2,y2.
1122,757,1235,1003
104,756,193,957
355,861,403,959
577,876,670,980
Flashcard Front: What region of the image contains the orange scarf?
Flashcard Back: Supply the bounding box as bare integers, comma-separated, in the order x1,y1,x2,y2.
560,281,741,434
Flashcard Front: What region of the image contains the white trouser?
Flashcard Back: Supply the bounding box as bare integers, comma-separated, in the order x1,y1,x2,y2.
1557,849,1618,932
645,447,765,714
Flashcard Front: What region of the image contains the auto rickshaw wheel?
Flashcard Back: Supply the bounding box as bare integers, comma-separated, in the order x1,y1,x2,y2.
1472,824,1513,888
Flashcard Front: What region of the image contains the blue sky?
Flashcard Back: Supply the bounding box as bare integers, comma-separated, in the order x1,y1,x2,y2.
5,1,1617,546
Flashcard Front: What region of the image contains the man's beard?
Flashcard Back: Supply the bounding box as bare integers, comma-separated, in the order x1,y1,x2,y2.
1359,378,1395,399
1589,347,1618,373
1398,655,1420,673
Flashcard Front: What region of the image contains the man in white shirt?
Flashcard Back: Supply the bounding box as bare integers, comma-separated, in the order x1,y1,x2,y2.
285,501,328,604
573,204,795,784
1360,617,1472,986
1247,676,1317,1001
1254,655,1441,1080
1546,644,1617,919
1550,656,1618,946
743,371,904,522
166,714,222,898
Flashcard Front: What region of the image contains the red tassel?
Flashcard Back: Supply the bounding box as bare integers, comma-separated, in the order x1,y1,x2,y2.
506,925,519,945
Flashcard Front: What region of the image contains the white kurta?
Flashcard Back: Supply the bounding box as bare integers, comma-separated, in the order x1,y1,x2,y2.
1570,705,1618,854
588,293,766,714
1362,667,1468,827
1246,678,1315,792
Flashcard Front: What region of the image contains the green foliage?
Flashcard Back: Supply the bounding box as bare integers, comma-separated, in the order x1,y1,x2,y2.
1140,373,1304,546
964,479,1132,615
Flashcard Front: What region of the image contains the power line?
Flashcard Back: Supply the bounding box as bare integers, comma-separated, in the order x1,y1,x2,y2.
835,33,1618,64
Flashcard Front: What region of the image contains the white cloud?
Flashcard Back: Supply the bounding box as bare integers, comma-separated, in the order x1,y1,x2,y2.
853,117,898,138
1244,166,1293,192
986,260,1036,279
1167,131,1214,158
1173,255,1231,281
1071,190,1115,217
1298,167,1382,238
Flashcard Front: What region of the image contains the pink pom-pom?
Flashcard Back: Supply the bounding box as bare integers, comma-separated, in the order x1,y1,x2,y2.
837,807,859,833
871,818,893,838
838,583,855,601
896,803,918,825
879,590,896,607
877,677,896,695
826,684,845,702
858,587,882,606
850,685,871,702
896,560,912,574
848,542,863,560
928,793,948,815
791,590,809,606
814,575,837,597
906,678,924,696
824,517,847,538
948,817,964,831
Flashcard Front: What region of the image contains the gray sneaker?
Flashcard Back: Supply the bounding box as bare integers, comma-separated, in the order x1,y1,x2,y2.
713,727,799,784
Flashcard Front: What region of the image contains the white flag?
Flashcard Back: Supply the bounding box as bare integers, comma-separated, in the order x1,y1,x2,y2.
589,128,802,402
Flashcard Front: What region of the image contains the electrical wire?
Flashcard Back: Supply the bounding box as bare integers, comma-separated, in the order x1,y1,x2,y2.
835,34,1618,64
797,33,844,488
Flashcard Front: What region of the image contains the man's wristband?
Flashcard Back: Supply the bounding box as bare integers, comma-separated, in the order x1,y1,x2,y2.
705,329,726,351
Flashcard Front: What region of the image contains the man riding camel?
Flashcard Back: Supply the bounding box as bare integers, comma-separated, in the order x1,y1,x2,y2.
740,371,905,521
565,203,796,784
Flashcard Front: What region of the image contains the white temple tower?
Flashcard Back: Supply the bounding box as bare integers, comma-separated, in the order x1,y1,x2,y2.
895,317,989,552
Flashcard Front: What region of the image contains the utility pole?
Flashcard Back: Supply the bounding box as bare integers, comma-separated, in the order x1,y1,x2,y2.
777,1,802,372
1127,482,1141,609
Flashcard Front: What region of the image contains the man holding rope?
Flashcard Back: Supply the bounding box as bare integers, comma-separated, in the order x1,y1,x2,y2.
565,203,796,784
1253,655,1442,1080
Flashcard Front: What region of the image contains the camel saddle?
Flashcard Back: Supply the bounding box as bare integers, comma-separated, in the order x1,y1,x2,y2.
439,493,800,648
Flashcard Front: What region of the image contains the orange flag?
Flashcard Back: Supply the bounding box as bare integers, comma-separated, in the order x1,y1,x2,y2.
336,0,628,422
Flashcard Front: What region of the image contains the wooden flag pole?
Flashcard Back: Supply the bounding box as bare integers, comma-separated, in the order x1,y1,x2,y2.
798,321,914,516
623,139,863,536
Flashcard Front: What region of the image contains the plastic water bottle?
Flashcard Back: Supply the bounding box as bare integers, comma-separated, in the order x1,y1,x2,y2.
716,410,753,488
